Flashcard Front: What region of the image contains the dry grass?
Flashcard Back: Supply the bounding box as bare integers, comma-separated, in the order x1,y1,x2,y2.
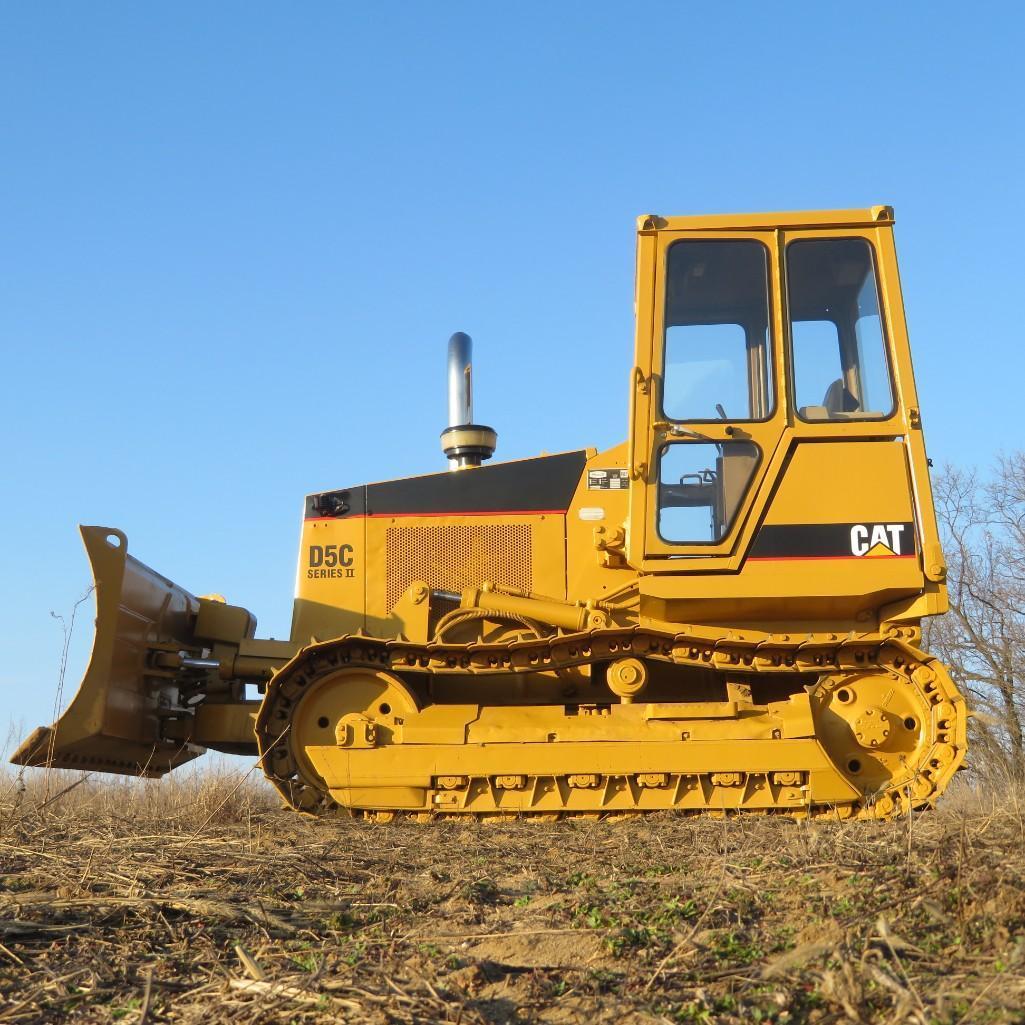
1,770,1024,1024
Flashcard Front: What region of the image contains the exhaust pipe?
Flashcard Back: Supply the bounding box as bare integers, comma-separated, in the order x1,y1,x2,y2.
447,331,473,428
441,332,497,470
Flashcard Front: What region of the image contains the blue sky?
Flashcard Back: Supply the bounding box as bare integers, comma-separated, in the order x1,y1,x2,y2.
1,4,1022,746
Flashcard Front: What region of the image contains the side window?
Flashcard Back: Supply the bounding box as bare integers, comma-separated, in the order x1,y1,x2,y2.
663,240,773,421
658,441,760,543
787,238,895,420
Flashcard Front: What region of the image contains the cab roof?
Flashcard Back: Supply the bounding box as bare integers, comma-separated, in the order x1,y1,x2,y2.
637,206,894,232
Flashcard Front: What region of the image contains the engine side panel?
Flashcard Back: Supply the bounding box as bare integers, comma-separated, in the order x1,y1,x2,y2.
292,451,587,641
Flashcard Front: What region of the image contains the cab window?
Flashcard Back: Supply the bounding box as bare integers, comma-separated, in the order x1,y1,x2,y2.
662,240,773,422
658,441,760,543
787,238,895,420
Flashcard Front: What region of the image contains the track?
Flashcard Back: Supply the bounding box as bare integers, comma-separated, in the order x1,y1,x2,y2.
254,624,966,821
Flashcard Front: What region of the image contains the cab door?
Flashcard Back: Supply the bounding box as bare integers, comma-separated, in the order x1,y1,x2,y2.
626,222,788,569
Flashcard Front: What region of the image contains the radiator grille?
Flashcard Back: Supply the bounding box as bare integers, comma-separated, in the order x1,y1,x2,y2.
385,523,533,611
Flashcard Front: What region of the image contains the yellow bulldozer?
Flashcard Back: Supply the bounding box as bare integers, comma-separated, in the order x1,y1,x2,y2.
13,207,967,820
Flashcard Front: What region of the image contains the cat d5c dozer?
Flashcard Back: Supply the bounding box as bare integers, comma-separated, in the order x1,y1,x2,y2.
13,207,966,820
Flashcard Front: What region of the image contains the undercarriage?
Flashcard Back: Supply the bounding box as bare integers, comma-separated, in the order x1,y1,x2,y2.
255,623,966,820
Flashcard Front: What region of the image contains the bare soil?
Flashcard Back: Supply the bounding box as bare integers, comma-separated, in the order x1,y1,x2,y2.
1,771,1024,1023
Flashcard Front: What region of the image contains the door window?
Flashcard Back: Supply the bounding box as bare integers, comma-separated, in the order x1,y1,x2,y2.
663,240,773,422
658,441,760,543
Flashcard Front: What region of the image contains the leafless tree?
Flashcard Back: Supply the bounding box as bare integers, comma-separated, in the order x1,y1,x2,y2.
926,452,1025,782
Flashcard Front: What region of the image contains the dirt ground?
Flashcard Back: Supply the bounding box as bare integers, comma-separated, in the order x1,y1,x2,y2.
1,771,1024,1024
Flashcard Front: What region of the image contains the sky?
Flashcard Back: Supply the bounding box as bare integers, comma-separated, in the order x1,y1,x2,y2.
1,3,1022,753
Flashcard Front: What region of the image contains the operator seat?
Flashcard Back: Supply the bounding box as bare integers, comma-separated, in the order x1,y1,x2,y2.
822,378,860,416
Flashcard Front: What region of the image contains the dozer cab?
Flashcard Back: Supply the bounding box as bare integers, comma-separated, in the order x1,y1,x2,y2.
13,207,966,820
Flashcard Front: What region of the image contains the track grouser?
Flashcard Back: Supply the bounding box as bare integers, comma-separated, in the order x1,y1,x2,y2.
13,207,967,820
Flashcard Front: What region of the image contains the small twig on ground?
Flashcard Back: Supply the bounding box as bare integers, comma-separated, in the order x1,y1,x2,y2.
137,968,154,1025
36,772,93,812
45,586,95,803
228,978,362,1011
235,944,267,981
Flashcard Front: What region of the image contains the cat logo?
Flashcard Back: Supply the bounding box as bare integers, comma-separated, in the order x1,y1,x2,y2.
850,524,906,557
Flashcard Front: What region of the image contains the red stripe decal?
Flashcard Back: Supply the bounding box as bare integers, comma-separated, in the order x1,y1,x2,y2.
747,554,917,562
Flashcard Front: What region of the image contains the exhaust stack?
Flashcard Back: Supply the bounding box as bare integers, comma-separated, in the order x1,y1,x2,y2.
447,331,473,428
441,332,497,470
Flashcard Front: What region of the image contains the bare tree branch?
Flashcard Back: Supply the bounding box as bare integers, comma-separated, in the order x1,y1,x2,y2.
928,454,1025,780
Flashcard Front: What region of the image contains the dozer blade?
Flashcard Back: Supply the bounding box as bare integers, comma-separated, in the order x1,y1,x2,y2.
11,526,208,777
